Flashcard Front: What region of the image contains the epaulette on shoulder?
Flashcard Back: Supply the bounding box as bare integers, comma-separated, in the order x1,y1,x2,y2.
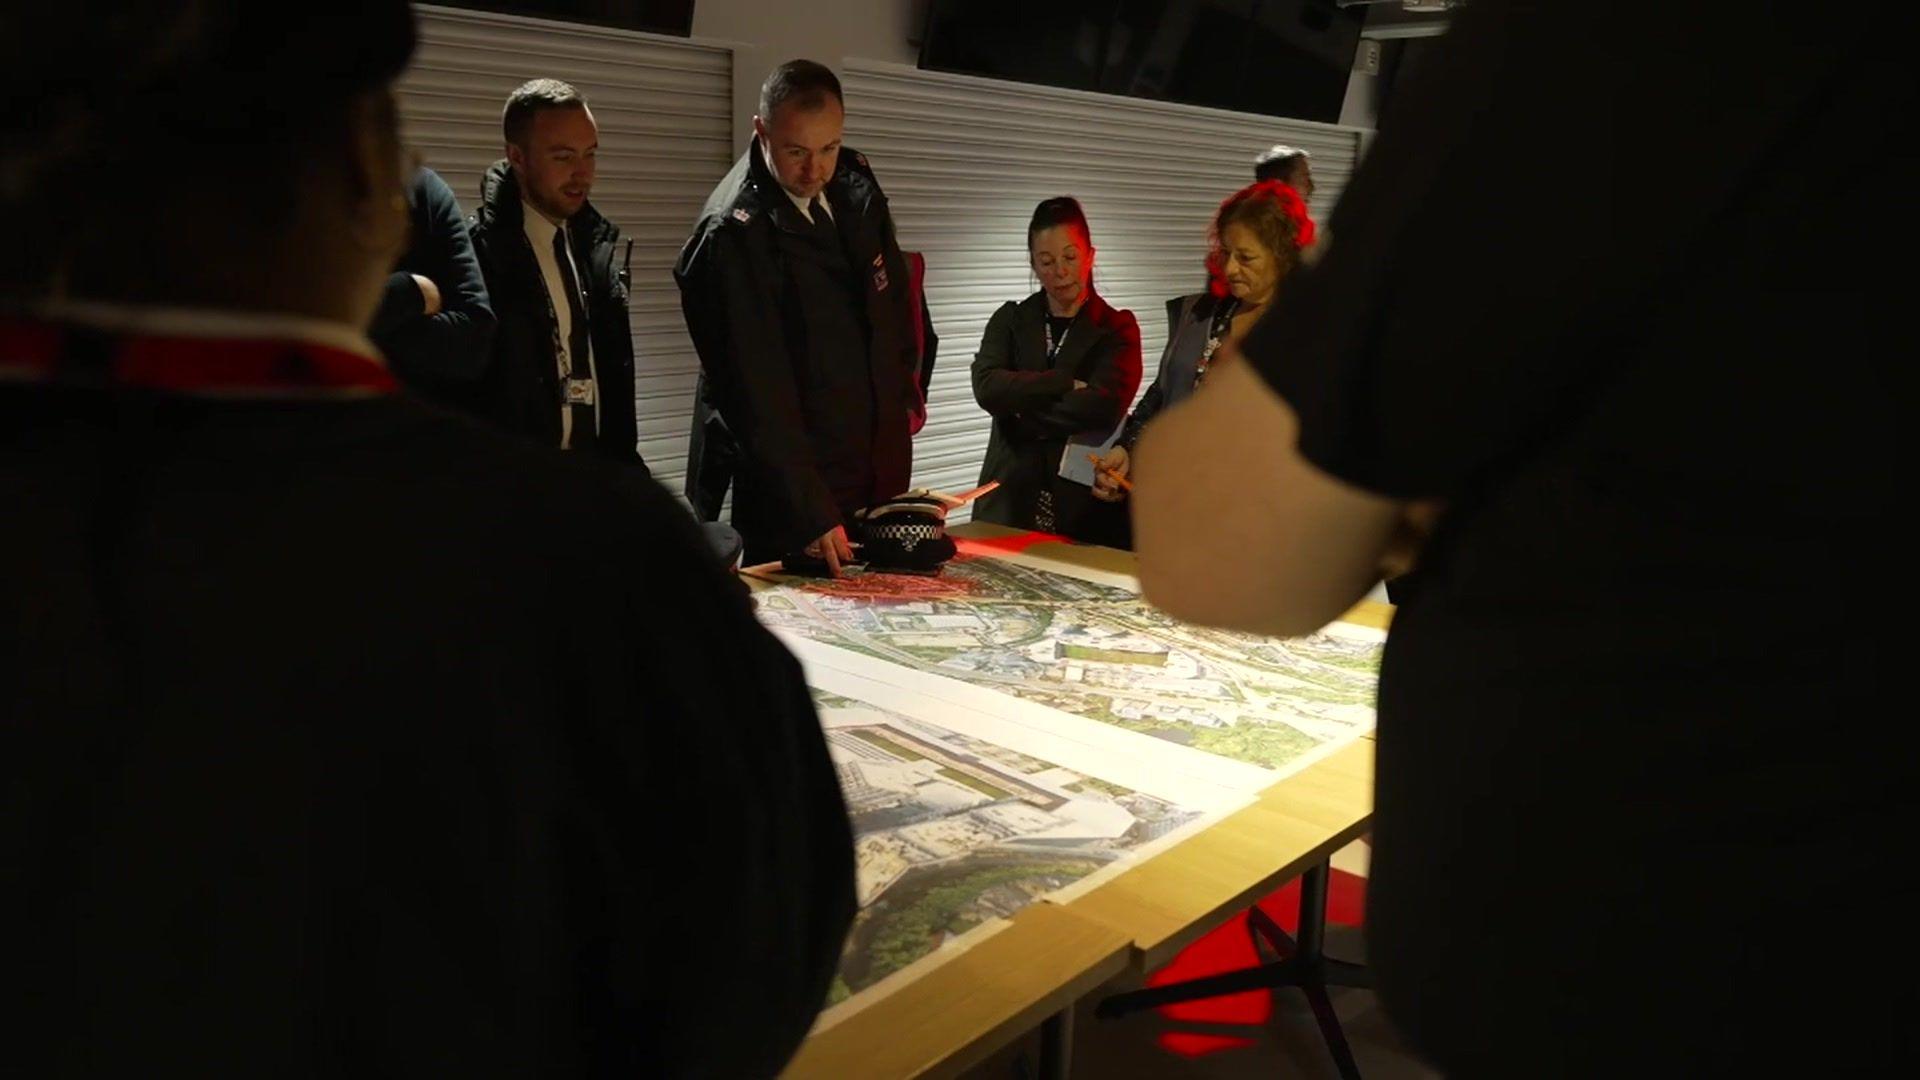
707,201,761,236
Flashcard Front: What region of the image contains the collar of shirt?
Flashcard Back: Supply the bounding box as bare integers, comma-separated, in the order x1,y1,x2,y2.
760,140,833,224
521,200,565,251
33,298,381,363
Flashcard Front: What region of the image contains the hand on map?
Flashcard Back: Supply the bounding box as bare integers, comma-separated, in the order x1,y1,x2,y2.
1379,500,1444,581
806,523,856,577
1092,445,1130,502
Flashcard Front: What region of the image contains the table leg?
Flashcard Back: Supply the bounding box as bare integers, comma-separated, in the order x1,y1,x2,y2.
1038,1005,1074,1080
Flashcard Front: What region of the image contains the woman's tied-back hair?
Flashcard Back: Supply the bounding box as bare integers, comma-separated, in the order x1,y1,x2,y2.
1027,196,1095,288
1205,180,1315,299
1027,196,1093,252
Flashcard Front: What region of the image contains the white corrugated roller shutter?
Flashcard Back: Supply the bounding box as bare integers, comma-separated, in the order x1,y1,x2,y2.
840,60,1367,504
395,5,731,490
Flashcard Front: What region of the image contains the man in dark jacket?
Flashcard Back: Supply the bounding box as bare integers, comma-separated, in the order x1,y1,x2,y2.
368,165,496,404
5,6,849,1074
468,79,646,474
675,60,919,572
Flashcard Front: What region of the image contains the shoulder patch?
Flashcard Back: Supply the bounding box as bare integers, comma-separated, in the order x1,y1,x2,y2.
854,152,869,169
731,207,752,223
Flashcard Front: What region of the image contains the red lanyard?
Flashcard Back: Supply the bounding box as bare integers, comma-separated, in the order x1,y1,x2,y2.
0,317,398,397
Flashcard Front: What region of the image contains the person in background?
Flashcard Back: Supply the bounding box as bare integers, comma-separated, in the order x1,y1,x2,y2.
676,60,920,575
467,79,647,475
902,249,940,438
1253,143,1314,202
969,196,1139,539
1092,181,1311,505
1130,1,1908,1071
1255,143,1328,263
2,3,851,1073
367,165,495,405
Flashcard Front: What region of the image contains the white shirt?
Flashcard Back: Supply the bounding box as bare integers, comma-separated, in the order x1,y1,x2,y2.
761,140,834,225
521,202,599,448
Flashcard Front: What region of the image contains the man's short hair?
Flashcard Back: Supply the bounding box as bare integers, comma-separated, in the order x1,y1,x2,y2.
504,79,589,147
1253,144,1310,183
759,60,843,121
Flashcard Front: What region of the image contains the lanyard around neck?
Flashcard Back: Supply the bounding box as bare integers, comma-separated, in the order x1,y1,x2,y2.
1044,314,1073,361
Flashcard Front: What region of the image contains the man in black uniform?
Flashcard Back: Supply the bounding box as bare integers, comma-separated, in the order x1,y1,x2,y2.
3,5,849,1074
676,60,919,573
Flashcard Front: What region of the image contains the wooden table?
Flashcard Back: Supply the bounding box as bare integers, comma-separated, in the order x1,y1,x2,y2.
774,526,1386,1078
1065,737,1375,971
781,904,1130,1080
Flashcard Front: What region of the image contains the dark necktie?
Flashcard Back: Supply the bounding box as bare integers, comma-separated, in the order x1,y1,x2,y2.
809,195,834,238
552,225,594,449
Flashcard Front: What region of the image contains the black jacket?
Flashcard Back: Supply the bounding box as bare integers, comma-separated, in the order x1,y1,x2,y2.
4,324,852,1076
674,141,918,557
971,289,1140,537
368,167,496,403
467,161,645,472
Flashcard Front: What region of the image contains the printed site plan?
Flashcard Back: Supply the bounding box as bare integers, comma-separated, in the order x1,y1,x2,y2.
751,549,1385,1012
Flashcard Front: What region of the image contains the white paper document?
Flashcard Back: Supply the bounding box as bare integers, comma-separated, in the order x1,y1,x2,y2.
1056,423,1123,487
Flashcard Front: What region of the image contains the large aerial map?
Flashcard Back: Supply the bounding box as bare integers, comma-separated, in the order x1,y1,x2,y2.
756,554,1382,771
815,688,1202,1005
753,548,1384,1015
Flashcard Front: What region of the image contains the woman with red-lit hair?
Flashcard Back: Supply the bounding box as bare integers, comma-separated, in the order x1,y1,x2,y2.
1092,180,1314,504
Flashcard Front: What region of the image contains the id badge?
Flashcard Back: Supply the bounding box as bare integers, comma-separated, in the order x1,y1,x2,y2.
564,378,597,406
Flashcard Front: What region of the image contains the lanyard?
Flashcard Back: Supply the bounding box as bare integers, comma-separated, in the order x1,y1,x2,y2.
1043,315,1072,362
527,226,593,383
1193,298,1241,387
0,318,397,397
